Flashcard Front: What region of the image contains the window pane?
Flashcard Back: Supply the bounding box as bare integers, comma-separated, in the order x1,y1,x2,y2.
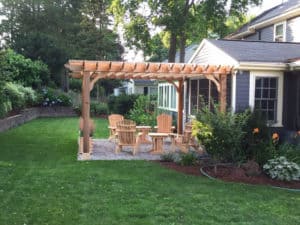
276,24,283,36
255,88,261,98
256,78,262,88
268,110,275,121
261,100,267,109
270,78,277,88
263,89,269,98
270,89,276,98
268,100,275,109
263,78,269,88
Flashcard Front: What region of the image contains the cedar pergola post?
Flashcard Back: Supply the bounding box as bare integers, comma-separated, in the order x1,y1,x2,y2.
219,74,227,112
177,80,184,134
82,72,91,153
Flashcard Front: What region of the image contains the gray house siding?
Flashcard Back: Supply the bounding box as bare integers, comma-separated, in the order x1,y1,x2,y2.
260,25,274,41
287,16,300,42
192,44,211,64
235,71,250,112
244,32,259,41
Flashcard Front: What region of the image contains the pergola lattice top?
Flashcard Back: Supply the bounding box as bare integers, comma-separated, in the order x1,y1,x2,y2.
66,60,232,81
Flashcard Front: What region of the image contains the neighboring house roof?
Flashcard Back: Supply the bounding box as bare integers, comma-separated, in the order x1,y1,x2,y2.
133,80,157,86
208,39,300,63
163,43,199,63
228,0,300,39
175,44,199,63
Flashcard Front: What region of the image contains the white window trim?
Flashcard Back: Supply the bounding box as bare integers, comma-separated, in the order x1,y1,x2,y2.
249,71,283,127
157,82,178,112
274,21,286,42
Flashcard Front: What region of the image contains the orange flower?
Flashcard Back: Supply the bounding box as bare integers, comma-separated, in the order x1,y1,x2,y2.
253,128,259,134
272,133,279,140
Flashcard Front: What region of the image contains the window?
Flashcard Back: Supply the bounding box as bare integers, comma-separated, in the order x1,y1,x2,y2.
249,71,283,127
274,22,286,42
158,83,177,111
254,77,278,123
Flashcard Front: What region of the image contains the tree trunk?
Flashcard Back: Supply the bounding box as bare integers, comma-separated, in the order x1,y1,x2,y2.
168,32,177,62
179,34,186,63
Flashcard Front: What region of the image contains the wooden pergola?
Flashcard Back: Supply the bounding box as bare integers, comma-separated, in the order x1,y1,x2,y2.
65,60,232,156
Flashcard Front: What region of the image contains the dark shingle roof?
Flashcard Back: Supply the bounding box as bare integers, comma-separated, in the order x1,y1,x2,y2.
163,43,198,63
232,0,300,35
134,80,157,85
208,39,300,62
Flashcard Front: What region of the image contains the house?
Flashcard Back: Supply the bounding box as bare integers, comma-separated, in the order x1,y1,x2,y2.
186,0,300,137
113,79,158,96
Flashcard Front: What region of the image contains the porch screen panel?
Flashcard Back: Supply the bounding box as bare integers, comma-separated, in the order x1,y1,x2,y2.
190,80,198,113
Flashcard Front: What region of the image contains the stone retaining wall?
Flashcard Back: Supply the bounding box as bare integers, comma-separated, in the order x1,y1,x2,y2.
0,107,77,132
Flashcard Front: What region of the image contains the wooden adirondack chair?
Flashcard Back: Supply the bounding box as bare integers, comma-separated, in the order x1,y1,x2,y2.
171,121,198,153
155,113,175,133
108,114,124,141
115,119,140,155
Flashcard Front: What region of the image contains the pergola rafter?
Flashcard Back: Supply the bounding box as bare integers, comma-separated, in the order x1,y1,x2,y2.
65,60,232,157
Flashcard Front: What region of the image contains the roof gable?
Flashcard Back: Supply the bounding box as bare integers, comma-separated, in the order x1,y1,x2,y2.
189,39,238,65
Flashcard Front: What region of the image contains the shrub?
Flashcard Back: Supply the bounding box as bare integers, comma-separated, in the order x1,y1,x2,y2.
69,78,82,92
0,99,12,118
129,95,157,126
107,94,139,116
278,143,300,165
179,152,198,166
39,88,72,107
195,106,250,163
0,49,50,87
191,120,213,146
19,86,38,106
4,82,26,110
160,152,175,162
90,101,109,116
263,156,300,181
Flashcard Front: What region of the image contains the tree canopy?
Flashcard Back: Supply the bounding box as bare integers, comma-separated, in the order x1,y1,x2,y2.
109,0,262,62
0,0,123,89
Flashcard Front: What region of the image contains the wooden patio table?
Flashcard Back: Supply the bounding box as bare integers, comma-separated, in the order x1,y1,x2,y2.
136,125,152,144
148,132,169,154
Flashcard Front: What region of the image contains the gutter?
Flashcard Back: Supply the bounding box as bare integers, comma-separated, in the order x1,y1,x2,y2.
234,61,288,71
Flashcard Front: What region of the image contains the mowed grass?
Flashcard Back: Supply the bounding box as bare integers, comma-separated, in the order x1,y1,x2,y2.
0,118,299,225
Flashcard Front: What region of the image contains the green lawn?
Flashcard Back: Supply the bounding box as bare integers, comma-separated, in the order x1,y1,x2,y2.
0,118,299,225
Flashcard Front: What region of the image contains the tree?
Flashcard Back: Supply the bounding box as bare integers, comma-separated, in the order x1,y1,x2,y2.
0,0,123,91
109,0,262,62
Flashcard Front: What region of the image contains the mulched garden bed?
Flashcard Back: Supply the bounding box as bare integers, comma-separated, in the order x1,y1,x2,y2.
158,161,300,190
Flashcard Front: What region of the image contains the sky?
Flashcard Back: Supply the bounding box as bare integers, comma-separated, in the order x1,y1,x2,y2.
249,0,285,15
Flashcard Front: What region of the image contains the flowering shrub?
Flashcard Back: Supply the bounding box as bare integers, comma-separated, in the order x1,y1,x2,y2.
195,106,250,163
263,156,300,181
39,88,72,107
